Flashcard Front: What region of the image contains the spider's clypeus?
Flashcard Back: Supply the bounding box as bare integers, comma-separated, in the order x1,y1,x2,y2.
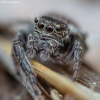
13,13,86,87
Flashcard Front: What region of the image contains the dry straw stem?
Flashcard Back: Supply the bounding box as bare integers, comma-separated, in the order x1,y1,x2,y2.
0,36,100,100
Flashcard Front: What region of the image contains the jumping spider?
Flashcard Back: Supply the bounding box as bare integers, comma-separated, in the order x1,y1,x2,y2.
13,13,86,83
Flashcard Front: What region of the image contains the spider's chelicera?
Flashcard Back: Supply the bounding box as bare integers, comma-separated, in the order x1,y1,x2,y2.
13,14,86,84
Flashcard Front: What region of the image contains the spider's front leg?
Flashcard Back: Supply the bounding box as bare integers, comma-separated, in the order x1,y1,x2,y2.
26,33,36,59
72,40,83,81
13,33,36,76
13,33,43,100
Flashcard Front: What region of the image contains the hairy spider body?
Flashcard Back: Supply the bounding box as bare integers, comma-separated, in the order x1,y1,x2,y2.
13,14,86,90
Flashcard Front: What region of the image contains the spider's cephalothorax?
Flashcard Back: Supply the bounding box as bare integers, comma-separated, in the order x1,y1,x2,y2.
13,13,86,84
32,15,73,62
34,16,70,42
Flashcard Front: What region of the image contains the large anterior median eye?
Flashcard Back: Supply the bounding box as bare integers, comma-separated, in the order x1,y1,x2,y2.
38,21,45,29
45,25,53,33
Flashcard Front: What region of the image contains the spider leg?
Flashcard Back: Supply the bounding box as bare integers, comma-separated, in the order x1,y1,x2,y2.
12,32,27,62
72,40,83,81
13,40,36,76
13,37,43,99
26,33,36,59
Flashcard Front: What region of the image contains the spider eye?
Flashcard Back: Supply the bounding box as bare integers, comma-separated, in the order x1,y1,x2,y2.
45,25,53,33
38,22,45,29
34,18,38,23
55,25,63,33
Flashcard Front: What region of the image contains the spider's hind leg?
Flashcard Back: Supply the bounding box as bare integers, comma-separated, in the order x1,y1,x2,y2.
72,40,83,81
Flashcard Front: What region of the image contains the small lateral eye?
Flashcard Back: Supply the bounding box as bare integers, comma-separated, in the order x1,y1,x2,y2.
45,25,53,33
34,18,38,23
55,25,63,32
38,21,45,29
